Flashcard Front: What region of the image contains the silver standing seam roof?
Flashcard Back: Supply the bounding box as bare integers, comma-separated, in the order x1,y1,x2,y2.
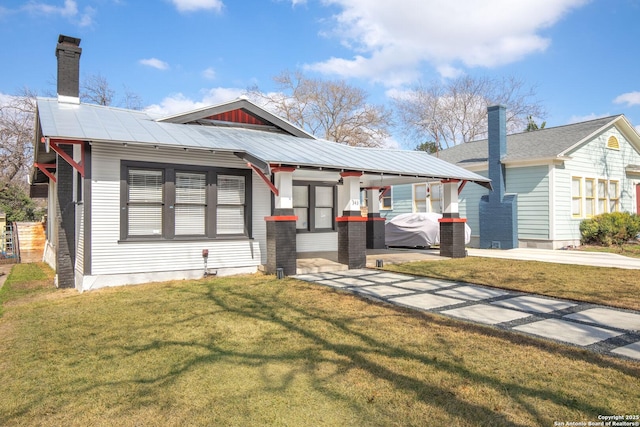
35,98,492,189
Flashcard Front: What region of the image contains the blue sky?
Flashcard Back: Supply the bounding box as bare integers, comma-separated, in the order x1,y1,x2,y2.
1,0,640,147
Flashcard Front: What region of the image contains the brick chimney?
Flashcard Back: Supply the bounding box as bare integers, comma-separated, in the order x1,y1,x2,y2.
487,105,507,202
55,34,82,103
479,105,518,249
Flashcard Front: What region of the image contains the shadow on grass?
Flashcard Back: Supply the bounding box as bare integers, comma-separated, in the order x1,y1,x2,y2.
2,274,638,426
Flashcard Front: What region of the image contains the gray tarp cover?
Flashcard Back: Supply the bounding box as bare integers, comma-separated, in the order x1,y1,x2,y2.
385,213,471,247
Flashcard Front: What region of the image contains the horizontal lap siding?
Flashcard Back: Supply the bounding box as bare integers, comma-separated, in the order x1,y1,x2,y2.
380,184,412,220
506,166,550,239
554,127,640,240
297,232,338,252
458,171,489,237
90,144,266,276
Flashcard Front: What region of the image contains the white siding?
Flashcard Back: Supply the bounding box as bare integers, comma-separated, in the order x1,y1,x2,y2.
75,203,84,274
297,232,338,252
90,144,265,277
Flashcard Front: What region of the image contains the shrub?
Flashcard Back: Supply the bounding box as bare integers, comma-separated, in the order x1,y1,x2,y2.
580,212,640,246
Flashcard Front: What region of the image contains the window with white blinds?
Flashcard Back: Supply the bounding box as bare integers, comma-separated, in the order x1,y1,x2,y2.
175,172,206,235
122,162,251,240
128,169,163,236
216,175,246,235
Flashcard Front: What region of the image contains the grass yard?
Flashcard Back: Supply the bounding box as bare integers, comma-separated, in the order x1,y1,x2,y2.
384,257,640,311
578,242,640,259
0,263,639,426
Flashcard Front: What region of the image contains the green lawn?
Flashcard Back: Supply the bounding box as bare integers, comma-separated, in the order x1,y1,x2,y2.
0,263,638,426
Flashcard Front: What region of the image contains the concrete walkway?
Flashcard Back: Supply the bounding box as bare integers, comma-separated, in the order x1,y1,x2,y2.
294,268,640,361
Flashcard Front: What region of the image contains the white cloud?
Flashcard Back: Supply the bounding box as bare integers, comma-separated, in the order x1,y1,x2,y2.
144,87,244,116
139,58,170,70
202,67,216,80
306,0,588,84
613,92,640,107
21,0,94,26
171,0,223,13
25,0,78,17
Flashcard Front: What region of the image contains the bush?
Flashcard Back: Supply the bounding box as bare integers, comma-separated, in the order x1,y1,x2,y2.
580,212,640,246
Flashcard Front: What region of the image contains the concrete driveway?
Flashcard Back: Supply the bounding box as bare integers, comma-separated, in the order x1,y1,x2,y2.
466,247,640,269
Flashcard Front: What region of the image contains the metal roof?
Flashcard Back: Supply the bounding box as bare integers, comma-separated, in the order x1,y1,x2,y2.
35,98,492,189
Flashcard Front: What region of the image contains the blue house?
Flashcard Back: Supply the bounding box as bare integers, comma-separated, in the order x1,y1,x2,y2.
385,111,640,249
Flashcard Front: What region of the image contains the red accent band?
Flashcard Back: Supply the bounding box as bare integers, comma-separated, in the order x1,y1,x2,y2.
441,179,461,184
336,216,368,222
340,171,363,177
438,218,467,223
264,215,298,221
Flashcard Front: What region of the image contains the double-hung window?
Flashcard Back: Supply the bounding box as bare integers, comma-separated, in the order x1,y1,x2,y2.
293,181,336,232
175,171,207,235
573,176,620,218
127,169,164,236
413,184,427,212
121,161,251,240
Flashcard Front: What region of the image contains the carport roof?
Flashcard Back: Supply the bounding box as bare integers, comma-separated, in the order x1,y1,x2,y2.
34,97,492,189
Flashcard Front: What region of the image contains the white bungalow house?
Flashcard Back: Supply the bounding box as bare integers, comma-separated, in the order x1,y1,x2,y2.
30,35,490,291
384,110,640,249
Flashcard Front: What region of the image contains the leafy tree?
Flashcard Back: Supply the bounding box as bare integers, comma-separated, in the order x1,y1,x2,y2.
0,183,44,222
525,115,546,131
248,70,393,147
415,141,438,154
393,75,546,150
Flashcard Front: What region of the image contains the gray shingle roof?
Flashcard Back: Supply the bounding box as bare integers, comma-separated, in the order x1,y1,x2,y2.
436,115,623,166
35,98,492,189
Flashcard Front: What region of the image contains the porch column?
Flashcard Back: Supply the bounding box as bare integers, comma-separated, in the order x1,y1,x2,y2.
337,172,367,269
365,187,386,249
265,167,297,276
439,179,467,258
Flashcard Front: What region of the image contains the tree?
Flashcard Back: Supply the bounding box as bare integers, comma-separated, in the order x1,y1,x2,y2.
0,183,44,222
393,75,546,150
415,141,438,154
81,74,143,110
0,87,37,191
525,115,546,131
248,70,393,147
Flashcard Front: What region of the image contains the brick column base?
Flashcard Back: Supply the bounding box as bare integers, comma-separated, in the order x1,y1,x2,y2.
265,209,297,276
366,214,386,249
439,215,467,258
337,214,367,269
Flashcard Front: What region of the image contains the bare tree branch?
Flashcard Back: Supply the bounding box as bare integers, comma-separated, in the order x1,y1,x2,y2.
247,70,393,147
0,87,37,191
393,75,546,150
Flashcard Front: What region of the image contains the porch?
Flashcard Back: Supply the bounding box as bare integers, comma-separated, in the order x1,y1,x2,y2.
295,247,446,274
